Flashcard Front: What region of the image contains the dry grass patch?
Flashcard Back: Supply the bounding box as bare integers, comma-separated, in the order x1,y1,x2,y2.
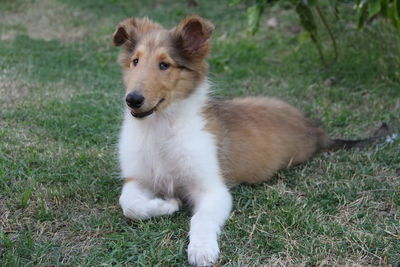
0,75,80,110
0,76,30,108
0,0,90,43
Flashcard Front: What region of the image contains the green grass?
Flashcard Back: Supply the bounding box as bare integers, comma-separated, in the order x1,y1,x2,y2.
1,0,399,266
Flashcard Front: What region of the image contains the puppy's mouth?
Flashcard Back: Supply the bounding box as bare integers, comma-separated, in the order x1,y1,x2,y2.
130,98,165,119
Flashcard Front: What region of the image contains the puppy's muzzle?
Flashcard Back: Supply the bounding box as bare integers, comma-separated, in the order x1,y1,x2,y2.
126,91,145,109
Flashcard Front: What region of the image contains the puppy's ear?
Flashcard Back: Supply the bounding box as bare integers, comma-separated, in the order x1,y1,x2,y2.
113,17,162,48
172,16,215,60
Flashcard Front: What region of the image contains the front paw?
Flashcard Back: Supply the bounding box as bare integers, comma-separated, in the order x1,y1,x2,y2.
188,238,219,266
163,198,181,214
119,195,145,220
119,195,181,220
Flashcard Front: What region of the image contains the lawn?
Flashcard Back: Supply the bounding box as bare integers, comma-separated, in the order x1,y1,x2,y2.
0,0,399,266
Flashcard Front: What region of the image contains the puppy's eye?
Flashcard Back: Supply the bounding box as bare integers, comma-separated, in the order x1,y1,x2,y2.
132,58,139,67
159,62,170,70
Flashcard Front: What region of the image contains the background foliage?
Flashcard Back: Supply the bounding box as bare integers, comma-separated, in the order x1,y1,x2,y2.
244,0,400,65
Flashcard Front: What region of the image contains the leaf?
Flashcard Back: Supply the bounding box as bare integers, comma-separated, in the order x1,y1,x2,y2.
296,2,317,34
380,0,389,17
358,2,368,28
295,2,328,65
388,0,400,27
247,4,264,34
368,0,381,17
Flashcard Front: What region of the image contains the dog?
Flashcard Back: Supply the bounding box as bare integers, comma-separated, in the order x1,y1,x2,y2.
112,15,386,266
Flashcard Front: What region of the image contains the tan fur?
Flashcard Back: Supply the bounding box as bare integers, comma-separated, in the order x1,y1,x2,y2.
204,98,330,186
114,16,331,186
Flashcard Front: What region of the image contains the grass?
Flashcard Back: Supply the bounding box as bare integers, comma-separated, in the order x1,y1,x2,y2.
0,0,399,266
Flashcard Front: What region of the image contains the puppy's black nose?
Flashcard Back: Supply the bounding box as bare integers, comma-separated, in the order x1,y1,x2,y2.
126,91,145,109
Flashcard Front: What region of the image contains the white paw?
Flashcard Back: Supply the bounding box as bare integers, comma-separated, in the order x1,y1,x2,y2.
161,198,181,215
188,238,219,266
119,195,180,220
119,195,146,220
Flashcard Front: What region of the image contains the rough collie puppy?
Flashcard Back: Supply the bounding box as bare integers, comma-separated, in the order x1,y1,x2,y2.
112,16,377,266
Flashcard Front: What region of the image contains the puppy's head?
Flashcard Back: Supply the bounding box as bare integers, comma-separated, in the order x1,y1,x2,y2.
113,16,214,118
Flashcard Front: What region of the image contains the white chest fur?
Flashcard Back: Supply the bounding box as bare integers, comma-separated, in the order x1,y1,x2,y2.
118,82,221,197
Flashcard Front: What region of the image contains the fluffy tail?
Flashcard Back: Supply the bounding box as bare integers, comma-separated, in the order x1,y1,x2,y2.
321,122,391,152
